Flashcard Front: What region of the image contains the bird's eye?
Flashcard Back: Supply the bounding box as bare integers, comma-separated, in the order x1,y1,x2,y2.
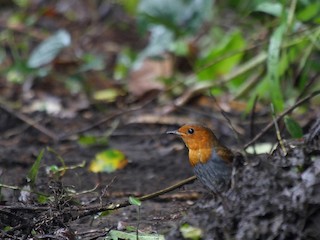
188,128,194,134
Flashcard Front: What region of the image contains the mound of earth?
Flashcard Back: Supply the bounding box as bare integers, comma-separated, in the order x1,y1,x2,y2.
168,120,320,240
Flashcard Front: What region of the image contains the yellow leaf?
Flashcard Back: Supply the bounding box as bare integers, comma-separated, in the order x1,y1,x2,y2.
89,149,128,173
93,88,124,102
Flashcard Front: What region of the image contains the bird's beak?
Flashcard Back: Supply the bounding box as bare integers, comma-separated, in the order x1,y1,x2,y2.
166,130,181,135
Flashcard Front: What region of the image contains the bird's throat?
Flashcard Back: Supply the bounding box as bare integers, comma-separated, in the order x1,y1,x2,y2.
188,148,212,167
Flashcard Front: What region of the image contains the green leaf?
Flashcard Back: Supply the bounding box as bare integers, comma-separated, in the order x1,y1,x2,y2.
46,165,59,173
197,30,246,80
78,135,108,147
89,149,128,173
138,0,213,37
3,226,12,231
180,223,203,240
27,29,71,68
37,194,50,204
129,196,142,206
136,0,213,64
297,2,320,22
284,116,303,138
96,210,114,218
27,149,45,185
119,0,139,15
254,2,283,17
267,24,286,112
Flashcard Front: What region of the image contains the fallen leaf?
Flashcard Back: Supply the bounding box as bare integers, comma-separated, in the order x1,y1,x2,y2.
93,88,125,102
180,223,203,240
89,149,128,173
128,55,172,97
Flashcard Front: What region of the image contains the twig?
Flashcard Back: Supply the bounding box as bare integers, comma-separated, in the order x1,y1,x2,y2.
138,176,197,201
0,183,49,198
233,68,264,100
0,205,49,212
210,96,242,146
73,176,197,220
271,104,287,155
58,98,154,141
165,52,267,113
249,96,259,155
0,101,59,141
296,73,319,102
244,90,320,149
99,177,116,205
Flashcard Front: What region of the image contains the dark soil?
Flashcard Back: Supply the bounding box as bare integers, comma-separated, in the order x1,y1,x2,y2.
0,102,231,239
0,101,319,239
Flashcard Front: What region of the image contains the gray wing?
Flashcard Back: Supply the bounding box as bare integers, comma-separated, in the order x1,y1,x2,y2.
193,154,232,193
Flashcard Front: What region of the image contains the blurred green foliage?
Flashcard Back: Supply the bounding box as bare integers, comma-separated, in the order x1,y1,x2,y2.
1,0,319,113
127,0,320,113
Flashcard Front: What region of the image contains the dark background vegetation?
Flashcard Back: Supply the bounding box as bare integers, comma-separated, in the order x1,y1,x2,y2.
0,0,319,239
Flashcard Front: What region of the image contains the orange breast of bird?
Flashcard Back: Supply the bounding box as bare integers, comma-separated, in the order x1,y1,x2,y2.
188,148,212,166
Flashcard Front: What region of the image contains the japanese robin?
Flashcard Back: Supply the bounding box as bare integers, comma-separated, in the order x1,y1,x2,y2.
167,124,234,193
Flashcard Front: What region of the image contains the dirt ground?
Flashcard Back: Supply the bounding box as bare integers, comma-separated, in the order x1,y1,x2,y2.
0,100,236,238
1,99,319,239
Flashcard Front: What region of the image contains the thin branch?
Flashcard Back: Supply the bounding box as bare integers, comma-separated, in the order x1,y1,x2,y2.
166,52,267,113
0,101,59,141
209,95,242,148
58,97,155,141
296,73,320,102
138,176,197,201
271,104,287,155
0,205,49,212
73,176,197,220
244,90,320,149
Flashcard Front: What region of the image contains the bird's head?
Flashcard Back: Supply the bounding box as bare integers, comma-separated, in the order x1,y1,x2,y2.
167,124,233,166
167,124,218,150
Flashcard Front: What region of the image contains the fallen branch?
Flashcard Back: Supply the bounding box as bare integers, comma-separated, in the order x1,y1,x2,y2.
73,175,197,220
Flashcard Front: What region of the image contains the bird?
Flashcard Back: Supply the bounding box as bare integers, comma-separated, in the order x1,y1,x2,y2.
167,124,234,194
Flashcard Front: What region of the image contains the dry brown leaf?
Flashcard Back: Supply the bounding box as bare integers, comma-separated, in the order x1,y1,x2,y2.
128,55,173,97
